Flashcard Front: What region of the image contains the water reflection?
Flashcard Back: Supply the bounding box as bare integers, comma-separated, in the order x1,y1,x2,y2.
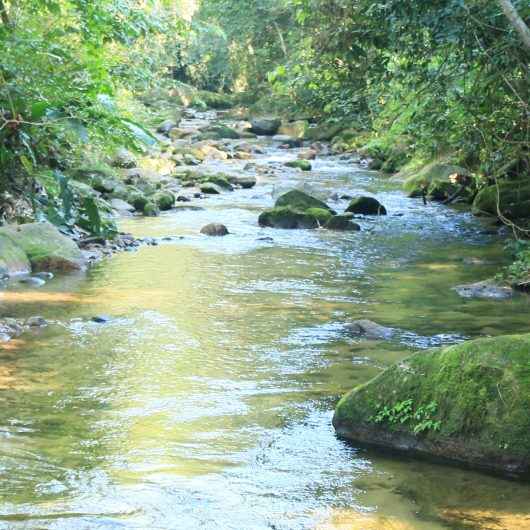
0,149,529,529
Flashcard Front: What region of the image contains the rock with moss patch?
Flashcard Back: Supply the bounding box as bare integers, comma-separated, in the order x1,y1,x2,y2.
129,193,149,212
112,148,137,169
0,222,85,271
346,196,387,215
227,176,257,189
204,175,234,191
0,234,31,276
278,120,309,139
142,202,159,217
325,215,361,232
200,183,224,195
201,124,240,140
154,191,175,211
333,334,530,478
275,190,335,213
259,207,321,229
285,160,312,171
305,122,348,142
454,279,513,300
472,180,530,220
404,163,471,201
200,223,229,236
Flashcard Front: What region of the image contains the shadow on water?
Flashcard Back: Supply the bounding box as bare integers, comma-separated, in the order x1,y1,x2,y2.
0,143,529,529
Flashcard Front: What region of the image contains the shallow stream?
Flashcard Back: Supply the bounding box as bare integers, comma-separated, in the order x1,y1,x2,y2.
1,132,529,529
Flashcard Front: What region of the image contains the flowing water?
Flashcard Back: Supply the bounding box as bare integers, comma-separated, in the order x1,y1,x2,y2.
1,130,530,529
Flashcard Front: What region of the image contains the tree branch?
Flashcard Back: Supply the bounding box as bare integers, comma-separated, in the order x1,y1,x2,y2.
497,0,530,53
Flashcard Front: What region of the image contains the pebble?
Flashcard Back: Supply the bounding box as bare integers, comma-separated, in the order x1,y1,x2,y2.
33,272,54,280
20,277,46,287
26,316,48,327
91,315,112,324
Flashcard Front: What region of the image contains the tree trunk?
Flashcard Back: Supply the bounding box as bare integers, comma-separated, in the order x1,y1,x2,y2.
497,0,530,53
0,0,9,26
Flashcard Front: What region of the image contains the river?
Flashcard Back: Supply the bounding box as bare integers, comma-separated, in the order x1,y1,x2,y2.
1,121,529,529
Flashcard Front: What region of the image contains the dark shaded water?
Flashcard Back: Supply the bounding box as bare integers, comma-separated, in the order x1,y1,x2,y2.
1,138,529,529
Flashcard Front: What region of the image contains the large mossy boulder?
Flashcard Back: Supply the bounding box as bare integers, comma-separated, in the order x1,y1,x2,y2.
0,222,85,271
275,190,335,214
278,120,309,139
153,191,175,211
249,117,281,136
0,235,31,276
201,124,241,140
403,162,471,201
259,207,325,229
333,334,530,478
472,180,530,220
346,196,387,215
305,122,348,142
259,191,336,229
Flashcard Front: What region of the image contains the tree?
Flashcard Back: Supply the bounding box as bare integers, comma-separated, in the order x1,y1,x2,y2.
498,0,530,53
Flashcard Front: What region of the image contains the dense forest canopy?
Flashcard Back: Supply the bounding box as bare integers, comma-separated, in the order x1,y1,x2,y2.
0,0,528,238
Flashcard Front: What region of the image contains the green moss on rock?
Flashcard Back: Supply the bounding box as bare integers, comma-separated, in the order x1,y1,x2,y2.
275,190,335,213
305,208,334,225
285,160,312,171
0,222,85,272
258,207,320,229
142,201,159,217
333,334,530,478
403,162,470,200
346,196,387,215
472,180,530,220
0,234,31,276
154,191,175,211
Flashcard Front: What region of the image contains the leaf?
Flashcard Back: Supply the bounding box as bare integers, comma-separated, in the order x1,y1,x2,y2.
31,102,49,120
121,119,158,146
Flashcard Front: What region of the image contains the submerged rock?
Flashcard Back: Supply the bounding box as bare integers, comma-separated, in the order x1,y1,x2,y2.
19,276,46,287
200,183,224,195
26,316,48,327
200,223,229,237
92,315,111,324
346,196,387,216
325,215,361,231
454,280,513,300
345,319,394,339
0,222,85,272
333,334,530,478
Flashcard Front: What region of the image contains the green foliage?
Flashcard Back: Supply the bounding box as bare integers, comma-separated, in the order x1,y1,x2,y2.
370,399,442,435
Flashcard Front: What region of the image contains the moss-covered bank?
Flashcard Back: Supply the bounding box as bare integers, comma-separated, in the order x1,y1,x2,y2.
333,334,530,479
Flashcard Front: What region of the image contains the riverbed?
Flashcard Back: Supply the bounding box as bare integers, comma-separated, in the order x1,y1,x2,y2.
1,129,529,529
